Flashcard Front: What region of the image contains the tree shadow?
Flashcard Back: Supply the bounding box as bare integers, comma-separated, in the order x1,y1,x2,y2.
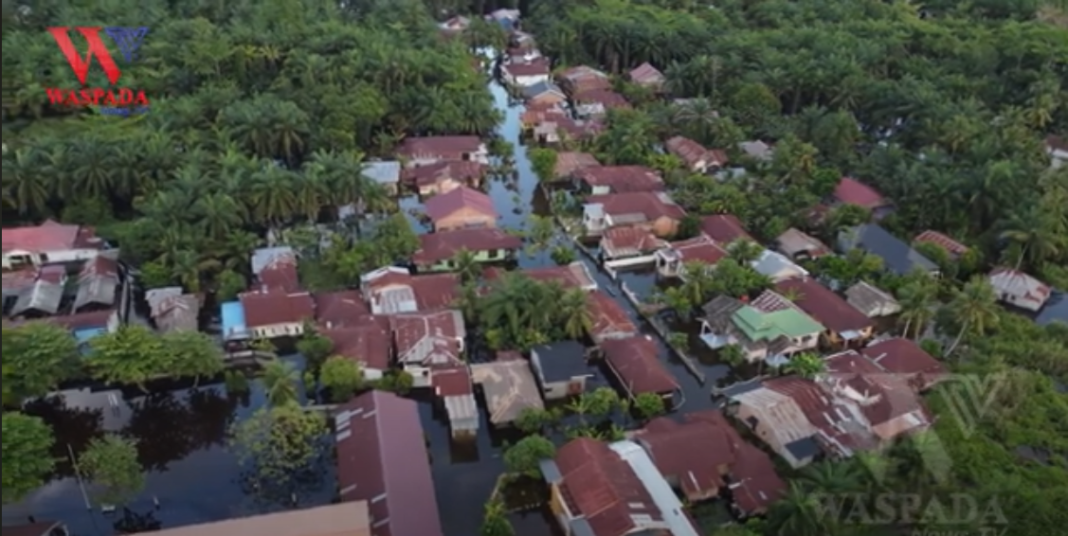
22,395,104,480
123,392,196,472
111,507,161,535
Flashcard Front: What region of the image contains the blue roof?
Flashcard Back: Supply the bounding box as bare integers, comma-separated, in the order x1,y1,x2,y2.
221,301,246,338
74,327,105,344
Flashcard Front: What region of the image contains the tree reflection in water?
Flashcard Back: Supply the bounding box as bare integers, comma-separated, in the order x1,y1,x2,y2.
238,438,332,509
22,396,104,480
111,507,161,534
124,387,237,472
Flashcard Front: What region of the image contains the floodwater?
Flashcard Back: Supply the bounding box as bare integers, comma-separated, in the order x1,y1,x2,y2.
1035,290,1068,326
2,356,336,536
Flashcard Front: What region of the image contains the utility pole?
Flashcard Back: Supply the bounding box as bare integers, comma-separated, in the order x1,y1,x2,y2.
67,443,92,510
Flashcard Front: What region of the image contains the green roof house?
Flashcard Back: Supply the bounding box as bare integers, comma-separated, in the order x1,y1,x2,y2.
700,291,824,365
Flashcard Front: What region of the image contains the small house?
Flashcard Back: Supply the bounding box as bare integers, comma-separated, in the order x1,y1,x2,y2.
522,81,567,107
576,165,664,195
655,235,727,279
839,224,939,276
845,281,901,318
699,214,752,245
360,267,459,313
501,58,551,87
988,268,1052,312
2,219,105,270
861,337,947,391
423,187,497,232
913,230,968,260
750,249,808,282
505,45,541,64
600,335,678,401
431,365,479,437
775,277,873,346
238,290,315,339
396,136,489,166
775,228,831,260
404,160,485,196
250,246,300,292
572,89,629,118
145,287,199,332
553,151,600,180
599,227,665,261
556,65,610,95
724,378,825,467
583,192,686,237
411,228,522,271
471,357,545,427
390,310,466,385
530,340,591,399
9,265,65,318
73,255,121,312
586,291,639,343
699,294,823,364
322,317,391,381
665,136,727,173
832,178,894,220
1046,135,1067,169
628,62,665,89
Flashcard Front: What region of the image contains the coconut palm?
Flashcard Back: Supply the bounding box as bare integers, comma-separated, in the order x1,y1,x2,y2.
942,277,1000,356
260,359,300,407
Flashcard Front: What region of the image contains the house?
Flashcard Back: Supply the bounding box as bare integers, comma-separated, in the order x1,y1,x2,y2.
530,340,592,399
238,289,315,339
599,227,665,260
833,177,893,219
522,81,568,107
738,140,774,162
913,230,968,259
820,351,932,444
145,287,199,332
363,160,401,195
4,521,69,536
505,45,541,64
655,235,727,278
390,310,466,384
1046,134,1068,169
775,228,831,260
724,378,826,467
556,65,610,95
572,89,629,118
553,151,600,181
575,165,664,195
403,160,486,196
396,136,488,166
360,267,459,314
699,293,823,364
502,58,551,86
322,317,392,381
988,267,1052,312
776,277,873,346
50,308,121,344
9,265,66,318
490,262,598,291
412,228,522,271
314,290,371,327
73,255,120,312
665,136,727,173
846,281,901,317
2,219,105,270
139,503,372,536
540,438,702,536
628,62,664,89
630,410,786,513
335,391,444,536
423,186,497,232
600,335,678,401
438,15,470,32
586,291,639,343
751,249,809,282
700,214,752,244
471,356,545,426
839,224,940,276
583,192,686,237
861,337,947,391
430,365,479,437
250,246,300,293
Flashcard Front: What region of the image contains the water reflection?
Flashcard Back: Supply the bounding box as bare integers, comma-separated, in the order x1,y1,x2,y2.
111,507,161,534
125,390,236,472
22,395,104,480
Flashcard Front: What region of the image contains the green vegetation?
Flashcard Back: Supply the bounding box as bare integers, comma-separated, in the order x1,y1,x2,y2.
86,326,225,390
78,435,145,505
229,403,328,485
503,435,556,477
1,412,55,504
2,322,81,400
319,356,364,403
466,273,592,350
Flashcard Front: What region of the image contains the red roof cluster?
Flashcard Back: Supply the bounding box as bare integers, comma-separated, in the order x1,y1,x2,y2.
913,230,968,257
823,351,929,437
577,166,664,194
700,214,752,244
411,228,522,264
586,291,638,342
314,290,370,327
362,268,460,311
775,277,871,333
424,186,496,221
2,219,103,254
833,177,887,209
554,152,600,178
600,336,678,396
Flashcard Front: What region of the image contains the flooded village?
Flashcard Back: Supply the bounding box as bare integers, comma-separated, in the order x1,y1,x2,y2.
4,6,1068,536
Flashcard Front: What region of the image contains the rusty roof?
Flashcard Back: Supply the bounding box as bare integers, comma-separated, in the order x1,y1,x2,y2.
323,318,392,370
628,62,664,85
412,228,522,264
554,438,661,536
600,227,665,258
632,415,736,501
913,230,968,256
776,228,831,258
362,268,459,312
423,186,496,221
600,336,678,396
315,290,371,327
834,177,887,209
503,58,550,76
700,214,752,244
258,262,301,293
731,442,787,513
587,192,686,222
664,136,712,168
587,291,638,342
240,290,315,328
515,262,597,290
397,136,481,157
431,364,473,396
144,503,371,536
554,152,600,178
572,89,630,108
402,160,486,187
470,359,544,424
578,166,664,194
2,220,103,253
390,310,465,365
862,338,947,386
775,277,871,333
664,235,728,265
335,391,443,536
823,351,926,429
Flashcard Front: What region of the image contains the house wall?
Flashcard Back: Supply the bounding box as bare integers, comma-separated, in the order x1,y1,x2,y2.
434,206,497,232
589,185,611,195
421,248,516,271
513,73,550,86
403,364,433,387
250,322,304,339
363,367,385,381
548,484,574,533
3,248,99,269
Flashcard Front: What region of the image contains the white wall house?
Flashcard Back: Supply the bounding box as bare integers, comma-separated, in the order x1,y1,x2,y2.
2,220,105,270
502,60,550,87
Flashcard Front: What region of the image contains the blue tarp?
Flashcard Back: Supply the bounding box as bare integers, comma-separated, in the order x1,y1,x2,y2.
74,328,105,347
220,301,247,338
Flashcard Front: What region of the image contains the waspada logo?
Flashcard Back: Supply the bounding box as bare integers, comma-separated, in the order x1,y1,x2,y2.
46,27,150,116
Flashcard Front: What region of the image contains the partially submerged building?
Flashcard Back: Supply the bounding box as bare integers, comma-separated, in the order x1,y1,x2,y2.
471,357,544,427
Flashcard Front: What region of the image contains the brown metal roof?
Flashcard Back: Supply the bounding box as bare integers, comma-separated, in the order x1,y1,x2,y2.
666,235,728,265
423,186,496,221
572,89,630,109
314,290,371,327
402,161,485,187
322,317,392,370
700,214,752,244
731,442,786,514
411,228,522,264
664,136,712,168
554,152,600,178
862,338,947,389
577,166,664,194
632,415,735,501
554,438,661,536
431,364,473,396
600,227,665,258
600,336,678,396
913,230,968,257
628,62,663,85
587,291,638,342
774,277,871,333
503,58,550,76
141,503,371,536
586,192,686,222
336,391,443,536
396,136,481,158
240,291,315,328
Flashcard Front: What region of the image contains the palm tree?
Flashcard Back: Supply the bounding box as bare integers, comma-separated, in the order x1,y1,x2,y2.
260,359,300,407
801,461,864,496
565,395,592,426
785,352,825,378
767,481,834,536
450,249,481,284
997,205,1063,270
943,277,1000,357
896,281,937,340
560,289,593,339
727,239,764,264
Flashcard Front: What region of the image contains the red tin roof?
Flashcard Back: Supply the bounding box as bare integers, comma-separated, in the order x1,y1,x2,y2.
600,336,677,395
833,177,887,209
554,438,661,536
240,291,314,328
423,186,496,221
700,214,753,244
775,277,871,333
412,228,522,264
913,230,968,257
